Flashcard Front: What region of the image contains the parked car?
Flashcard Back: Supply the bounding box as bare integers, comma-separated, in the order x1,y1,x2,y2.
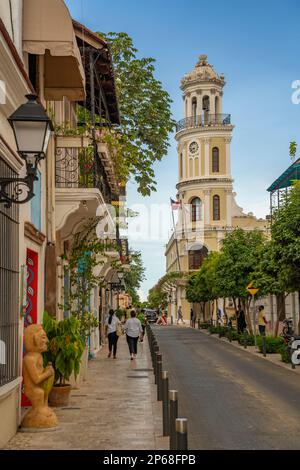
144,309,157,323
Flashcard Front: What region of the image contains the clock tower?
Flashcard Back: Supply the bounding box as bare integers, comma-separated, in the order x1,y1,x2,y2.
176,54,234,253
165,54,266,322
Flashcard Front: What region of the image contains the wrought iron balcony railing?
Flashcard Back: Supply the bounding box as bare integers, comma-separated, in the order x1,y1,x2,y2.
55,145,113,203
176,114,231,132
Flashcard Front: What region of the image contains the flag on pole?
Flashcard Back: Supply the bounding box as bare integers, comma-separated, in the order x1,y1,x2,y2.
170,198,181,210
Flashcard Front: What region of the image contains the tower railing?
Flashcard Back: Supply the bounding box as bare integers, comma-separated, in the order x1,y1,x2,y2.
176,114,231,132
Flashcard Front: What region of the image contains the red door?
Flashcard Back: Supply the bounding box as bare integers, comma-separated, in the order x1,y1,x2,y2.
21,249,39,407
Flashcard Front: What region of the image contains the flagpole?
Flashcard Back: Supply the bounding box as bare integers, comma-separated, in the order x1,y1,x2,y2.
170,198,181,272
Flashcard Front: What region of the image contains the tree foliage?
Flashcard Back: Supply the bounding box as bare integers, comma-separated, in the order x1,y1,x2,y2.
98,32,176,195
124,250,145,305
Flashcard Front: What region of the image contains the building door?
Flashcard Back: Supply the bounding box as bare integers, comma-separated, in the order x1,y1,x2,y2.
21,248,38,406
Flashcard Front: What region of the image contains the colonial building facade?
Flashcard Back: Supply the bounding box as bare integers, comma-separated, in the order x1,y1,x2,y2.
165,55,266,321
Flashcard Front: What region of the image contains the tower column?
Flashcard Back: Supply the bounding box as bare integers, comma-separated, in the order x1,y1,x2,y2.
225,189,232,226
225,137,232,176
204,189,211,226
204,138,210,177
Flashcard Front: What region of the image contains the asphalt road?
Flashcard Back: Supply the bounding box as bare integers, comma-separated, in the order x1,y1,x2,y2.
153,326,300,450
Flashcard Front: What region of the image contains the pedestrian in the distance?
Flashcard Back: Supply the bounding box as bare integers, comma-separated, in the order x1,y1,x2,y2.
177,306,185,324
105,309,120,359
190,308,194,327
237,305,247,334
137,310,146,342
124,311,143,360
258,305,267,336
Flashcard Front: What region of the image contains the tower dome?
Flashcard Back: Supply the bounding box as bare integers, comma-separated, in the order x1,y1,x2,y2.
181,54,225,91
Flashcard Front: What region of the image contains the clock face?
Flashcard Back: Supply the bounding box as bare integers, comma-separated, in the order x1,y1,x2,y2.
189,141,199,154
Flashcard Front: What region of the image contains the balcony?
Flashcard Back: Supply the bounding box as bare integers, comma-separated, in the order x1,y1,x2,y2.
176,114,231,133
55,135,120,238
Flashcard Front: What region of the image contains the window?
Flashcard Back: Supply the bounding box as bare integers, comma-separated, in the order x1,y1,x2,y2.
191,197,202,222
213,195,220,220
0,157,20,386
191,97,197,122
212,147,219,173
188,246,208,270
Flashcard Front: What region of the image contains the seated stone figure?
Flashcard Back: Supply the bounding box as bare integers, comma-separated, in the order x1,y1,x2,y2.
22,324,58,429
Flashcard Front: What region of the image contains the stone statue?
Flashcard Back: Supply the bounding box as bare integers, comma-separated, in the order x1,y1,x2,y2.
22,324,58,429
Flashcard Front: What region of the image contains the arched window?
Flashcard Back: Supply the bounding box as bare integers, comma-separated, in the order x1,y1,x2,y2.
188,246,208,270
191,197,202,222
202,95,210,111
212,147,219,173
213,195,220,221
192,97,197,123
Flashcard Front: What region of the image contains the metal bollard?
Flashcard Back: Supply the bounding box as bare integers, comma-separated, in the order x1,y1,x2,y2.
176,418,188,450
162,371,169,436
262,335,267,357
153,347,159,376
155,352,162,384
198,318,201,330
157,359,162,401
152,342,158,366
169,390,178,450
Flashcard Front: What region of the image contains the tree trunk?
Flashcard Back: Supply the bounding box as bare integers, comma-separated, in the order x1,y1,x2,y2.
245,296,253,335
223,298,227,323
274,292,286,337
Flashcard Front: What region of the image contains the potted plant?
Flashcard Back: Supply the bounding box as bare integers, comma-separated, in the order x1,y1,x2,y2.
43,312,85,407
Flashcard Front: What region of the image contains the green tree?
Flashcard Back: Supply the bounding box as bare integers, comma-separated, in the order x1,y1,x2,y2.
289,141,297,162
215,229,266,333
147,285,168,310
124,250,145,306
98,32,176,195
270,182,300,332
252,240,293,335
186,252,220,321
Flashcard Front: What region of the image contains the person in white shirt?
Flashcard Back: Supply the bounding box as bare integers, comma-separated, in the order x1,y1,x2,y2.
105,309,120,359
123,311,143,360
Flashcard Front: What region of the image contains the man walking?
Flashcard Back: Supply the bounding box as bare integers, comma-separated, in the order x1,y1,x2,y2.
258,305,268,336
177,306,185,325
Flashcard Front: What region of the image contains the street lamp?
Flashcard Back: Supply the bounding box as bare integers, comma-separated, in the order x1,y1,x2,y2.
0,94,53,207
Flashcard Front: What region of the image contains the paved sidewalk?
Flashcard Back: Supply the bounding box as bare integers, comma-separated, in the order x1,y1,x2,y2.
5,333,168,450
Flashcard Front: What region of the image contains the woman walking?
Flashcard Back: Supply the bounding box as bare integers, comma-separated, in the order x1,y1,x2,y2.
124,310,143,360
105,309,120,359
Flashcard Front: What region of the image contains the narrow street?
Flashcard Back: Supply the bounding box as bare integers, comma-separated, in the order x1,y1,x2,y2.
154,326,300,450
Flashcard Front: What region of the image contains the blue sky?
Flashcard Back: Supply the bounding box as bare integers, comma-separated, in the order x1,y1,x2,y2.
66,0,300,299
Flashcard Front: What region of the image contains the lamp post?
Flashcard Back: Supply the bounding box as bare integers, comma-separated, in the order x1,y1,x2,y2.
0,94,53,207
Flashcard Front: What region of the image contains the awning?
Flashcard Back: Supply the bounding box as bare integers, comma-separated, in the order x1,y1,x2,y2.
267,158,300,192
23,0,85,101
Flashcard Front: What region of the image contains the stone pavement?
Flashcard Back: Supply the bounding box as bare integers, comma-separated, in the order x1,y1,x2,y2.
5,333,168,450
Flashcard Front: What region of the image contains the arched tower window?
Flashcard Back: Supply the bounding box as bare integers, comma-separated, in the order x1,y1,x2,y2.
213,195,220,220
203,95,210,125
191,97,197,123
212,147,219,173
202,95,210,112
191,197,202,222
